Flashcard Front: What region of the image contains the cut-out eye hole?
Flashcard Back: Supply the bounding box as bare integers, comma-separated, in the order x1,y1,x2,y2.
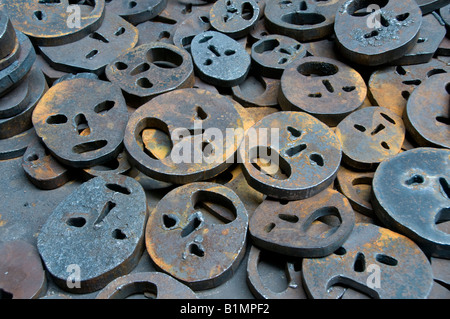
112,229,127,240
115,27,126,36
130,63,151,76
278,214,299,223
106,183,131,195
94,101,115,114
137,77,153,89
381,141,390,150
199,15,210,24
396,13,410,21
195,106,208,120
334,247,346,255
199,35,213,43
254,39,280,54
66,217,86,228
405,175,424,186
401,90,410,101
380,113,396,125
376,254,398,266
27,154,39,162
204,59,213,66
287,126,302,139
115,62,128,70
310,153,324,166
86,49,99,59
342,86,356,92
224,50,236,56
163,214,178,229
396,66,407,75
47,114,68,125
354,124,366,132
34,10,46,21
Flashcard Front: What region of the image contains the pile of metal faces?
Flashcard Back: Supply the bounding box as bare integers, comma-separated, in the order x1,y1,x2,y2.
0,0,449,300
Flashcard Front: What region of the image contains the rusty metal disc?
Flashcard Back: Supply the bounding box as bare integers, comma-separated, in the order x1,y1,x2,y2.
124,88,245,184
416,0,449,15
0,240,47,299
251,34,307,79
231,74,280,108
105,0,168,25
105,42,194,105
37,174,148,293
22,137,72,190
32,77,128,168
264,0,343,42
249,188,355,258
246,246,307,299
404,73,450,149
0,66,47,140
279,56,367,127
302,223,434,299
372,147,450,258
34,54,68,86
238,111,342,201
145,182,248,290
0,69,30,119
334,0,423,66
96,272,198,299
172,7,212,52
191,31,251,87
390,13,447,66
0,10,18,60
39,11,139,75
440,3,450,29
0,127,36,161
1,1,106,46
368,59,450,117
0,31,36,97
335,166,374,217
335,106,405,170
209,0,260,39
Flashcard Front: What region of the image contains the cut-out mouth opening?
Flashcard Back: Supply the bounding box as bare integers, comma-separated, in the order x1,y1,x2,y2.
297,62,339,77
326,276,380,299
253,39,280,54
302,206,342,238
256,249,291,293
281,12,326,26
248,146,292,180
146,47,183,69
191,190,238,224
